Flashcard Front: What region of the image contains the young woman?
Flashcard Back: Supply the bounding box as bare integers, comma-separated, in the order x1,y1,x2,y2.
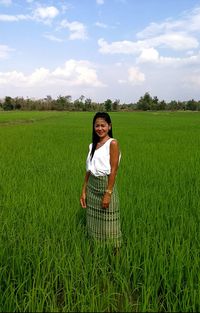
80,112,122,247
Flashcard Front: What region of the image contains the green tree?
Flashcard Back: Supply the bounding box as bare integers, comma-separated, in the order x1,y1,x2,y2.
167,100,178,111
113,99,120,111
74,99,82,111
3,96,14,110
186,99,197,111
136,92,152,111
196,101,200,111
85,98,92,111
150,96,159,110
157,100,167,111
13,97,22,110
104,99,112,111
56,95,72,110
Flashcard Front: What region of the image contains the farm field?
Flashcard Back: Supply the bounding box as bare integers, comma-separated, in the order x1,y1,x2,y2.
0,110,200,312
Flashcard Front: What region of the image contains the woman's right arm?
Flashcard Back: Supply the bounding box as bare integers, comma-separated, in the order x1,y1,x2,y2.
80,171,90,208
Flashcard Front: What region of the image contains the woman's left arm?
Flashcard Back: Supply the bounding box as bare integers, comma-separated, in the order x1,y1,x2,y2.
102,140,120,209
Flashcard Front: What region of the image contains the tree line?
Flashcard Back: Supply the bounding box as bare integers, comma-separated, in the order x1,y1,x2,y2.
1,92,200,111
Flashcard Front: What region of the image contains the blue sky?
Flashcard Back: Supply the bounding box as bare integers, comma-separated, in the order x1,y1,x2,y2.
1,0,200,103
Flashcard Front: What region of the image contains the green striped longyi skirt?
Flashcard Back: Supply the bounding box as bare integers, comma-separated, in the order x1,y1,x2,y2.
86,174,122,247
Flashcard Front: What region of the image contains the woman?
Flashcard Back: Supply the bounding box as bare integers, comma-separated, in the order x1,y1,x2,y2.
80,112,122,247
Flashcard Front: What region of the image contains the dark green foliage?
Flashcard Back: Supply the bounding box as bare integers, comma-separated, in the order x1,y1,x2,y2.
3,96,14,110
104,98,113,111
1,93,200,111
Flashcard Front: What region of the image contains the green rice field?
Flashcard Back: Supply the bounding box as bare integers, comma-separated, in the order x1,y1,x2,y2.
0,110,200,312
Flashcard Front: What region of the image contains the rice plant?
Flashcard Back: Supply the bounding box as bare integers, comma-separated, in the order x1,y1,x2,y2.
0,111,200,312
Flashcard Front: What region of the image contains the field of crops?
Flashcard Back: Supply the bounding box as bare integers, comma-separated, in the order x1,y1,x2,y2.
0,110,200,312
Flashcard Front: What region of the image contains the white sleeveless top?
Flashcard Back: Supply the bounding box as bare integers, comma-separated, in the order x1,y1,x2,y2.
86,138,121,177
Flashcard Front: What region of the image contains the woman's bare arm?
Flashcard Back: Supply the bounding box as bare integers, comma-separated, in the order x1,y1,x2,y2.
80,171,90,208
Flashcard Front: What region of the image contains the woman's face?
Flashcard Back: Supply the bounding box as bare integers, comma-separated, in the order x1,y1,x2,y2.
94,118,111,139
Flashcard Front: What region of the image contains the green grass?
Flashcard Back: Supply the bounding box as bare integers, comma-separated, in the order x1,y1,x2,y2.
0,111,200,312
0,110,63,124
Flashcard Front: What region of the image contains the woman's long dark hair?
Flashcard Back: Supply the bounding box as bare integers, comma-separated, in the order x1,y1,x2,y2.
90,112,113,160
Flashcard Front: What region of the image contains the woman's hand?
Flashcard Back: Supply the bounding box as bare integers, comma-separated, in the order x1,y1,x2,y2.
102,193,111,209
80,191,87,208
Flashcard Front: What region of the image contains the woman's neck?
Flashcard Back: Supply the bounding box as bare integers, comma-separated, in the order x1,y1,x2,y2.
99,135,110,142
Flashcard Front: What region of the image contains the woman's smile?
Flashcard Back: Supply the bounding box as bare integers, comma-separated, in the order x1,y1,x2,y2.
94,117,110,139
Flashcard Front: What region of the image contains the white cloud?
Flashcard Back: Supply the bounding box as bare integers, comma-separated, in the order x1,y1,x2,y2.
33,6,59,21
0,14,30,21
60,4,72,13
43,34,64,42
52,60,103,86
186,50,195,56
188,7,200,32
95,21,108,28
137,48,159,63
136,47,200,67
183,71,200,88
118,79,127,84
137,7,200,38
146,32,198,51
0,71,26,85
60,19,88,40
0,59,104,88
115,62,123,67
0,44,14,58
0,0,12,5
98,6,200,68
98,31,198,57
135,7,200,51
128,67,145,85
29,68,50,85
96,0,104,5
0,6,59,24
98,38,145,54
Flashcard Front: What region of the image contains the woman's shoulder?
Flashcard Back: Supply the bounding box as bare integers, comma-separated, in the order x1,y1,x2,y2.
88,143,92,150
108,138,120,152
109,138,119,146
110,138,121,158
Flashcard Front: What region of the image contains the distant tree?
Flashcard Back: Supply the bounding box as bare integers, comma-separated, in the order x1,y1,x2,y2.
45,95,52,102
167,100,178,111
73,99,80,111
65,95,72,110
136,92,152,111
56,95,72,110
176,101,184,110
13,97,22,110
16,97,27,110
2,93,200,112
28,98,37,110
43,95,56,110
182,101,187,111
158,100,167,110
74,95,86,111
196,101,200,111
104,99,112,111
186,99,197,111
120,103,128,111
85,98,92,111
79,95,85,102
113,99,120,111
150,96,159,110
125,103,136,111
95,102,105,112
3,96,14,110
